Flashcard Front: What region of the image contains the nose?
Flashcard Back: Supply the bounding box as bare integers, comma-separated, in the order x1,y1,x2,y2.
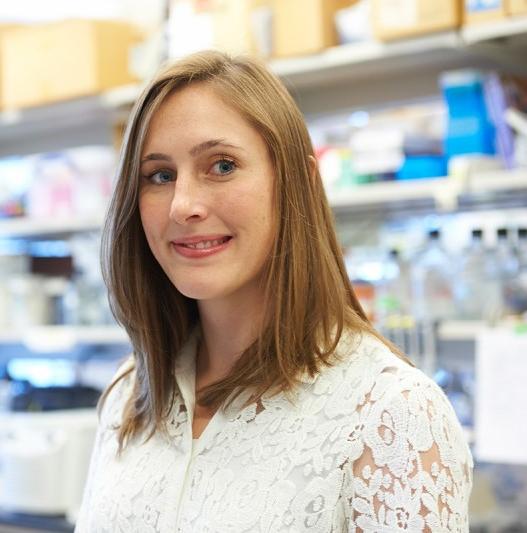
168,174,208,224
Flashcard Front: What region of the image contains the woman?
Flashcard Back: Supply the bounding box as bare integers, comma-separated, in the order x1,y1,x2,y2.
75,50,472,532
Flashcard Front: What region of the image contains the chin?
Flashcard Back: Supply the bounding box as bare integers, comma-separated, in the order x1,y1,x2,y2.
172,279,227,301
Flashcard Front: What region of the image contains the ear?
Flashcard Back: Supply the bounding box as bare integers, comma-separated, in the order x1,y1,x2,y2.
307,155,317,183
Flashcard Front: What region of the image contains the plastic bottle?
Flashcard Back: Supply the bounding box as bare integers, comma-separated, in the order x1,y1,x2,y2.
0,364,12,412
375,249,402,325
509,227,527,315
518,228,527,255
411,229,456,323
393,249,412,319
516,228,527,276
454,229,502,321
495,227,520,316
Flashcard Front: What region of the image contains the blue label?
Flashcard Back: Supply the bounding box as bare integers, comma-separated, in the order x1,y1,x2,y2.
467,0,502,12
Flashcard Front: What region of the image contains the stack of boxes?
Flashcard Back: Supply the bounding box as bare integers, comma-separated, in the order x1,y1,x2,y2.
372,0,527,42
167,0,527,58
0,0,526,114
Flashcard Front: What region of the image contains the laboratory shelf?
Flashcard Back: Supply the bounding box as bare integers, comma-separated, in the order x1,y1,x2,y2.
269,31,464,89
461,14,527,44
326,176,450,209
0,83,140,145
327,168,527,211
0,326,130,352
438,320,487,341
468,168,527,194
0,215,105,238
0,321,502,348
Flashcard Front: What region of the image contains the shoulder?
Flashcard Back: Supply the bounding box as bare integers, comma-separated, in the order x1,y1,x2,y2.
328,330,472,464
98,354,136,430
329,332,473,531
330,329,447,402
318,330,470,447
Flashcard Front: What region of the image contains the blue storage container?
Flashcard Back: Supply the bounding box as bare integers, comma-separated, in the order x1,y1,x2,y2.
440,70,496,157
396,155,447,180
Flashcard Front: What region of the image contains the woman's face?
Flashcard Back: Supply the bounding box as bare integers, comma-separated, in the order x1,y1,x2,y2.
138,84,275,304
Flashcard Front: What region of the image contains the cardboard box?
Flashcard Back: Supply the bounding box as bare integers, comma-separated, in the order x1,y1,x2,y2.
463,0,527,26
0,25,22,110
170,1,270,57
372,0,462,41
273,0,350,57
0,20,139,110
507,0,527,15
212,0,258,55
210,0,275,56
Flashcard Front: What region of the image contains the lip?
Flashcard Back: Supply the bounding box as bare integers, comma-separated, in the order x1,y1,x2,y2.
170,235,233,259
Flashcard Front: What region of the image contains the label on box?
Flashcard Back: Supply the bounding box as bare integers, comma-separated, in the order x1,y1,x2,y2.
466,0,502,12
378,0,418,28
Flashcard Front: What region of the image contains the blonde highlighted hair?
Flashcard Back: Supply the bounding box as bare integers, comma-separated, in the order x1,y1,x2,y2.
100,50,410,453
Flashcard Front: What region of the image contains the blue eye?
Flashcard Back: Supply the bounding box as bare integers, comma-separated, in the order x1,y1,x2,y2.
149,169,174,184
212,158,236,176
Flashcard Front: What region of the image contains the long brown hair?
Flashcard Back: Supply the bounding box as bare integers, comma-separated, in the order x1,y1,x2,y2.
100,50,410,453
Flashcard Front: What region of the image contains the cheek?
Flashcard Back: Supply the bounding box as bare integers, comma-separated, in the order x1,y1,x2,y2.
138,204,153,237
138,198,165,249
247,189,275,253
228,185,273,231
139,193,163,227
257,181,276,235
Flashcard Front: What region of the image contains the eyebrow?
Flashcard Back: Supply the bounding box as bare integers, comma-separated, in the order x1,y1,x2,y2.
140,139,243,164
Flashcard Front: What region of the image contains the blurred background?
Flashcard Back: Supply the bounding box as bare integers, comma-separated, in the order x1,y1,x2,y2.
0,0,526,531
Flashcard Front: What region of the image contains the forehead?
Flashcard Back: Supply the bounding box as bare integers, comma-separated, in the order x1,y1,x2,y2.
143,84,257,148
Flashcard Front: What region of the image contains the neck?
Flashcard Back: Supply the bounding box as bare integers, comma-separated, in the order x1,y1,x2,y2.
196,285,265,383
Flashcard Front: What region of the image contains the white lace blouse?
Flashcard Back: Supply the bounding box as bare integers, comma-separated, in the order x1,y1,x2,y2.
75,329,473,532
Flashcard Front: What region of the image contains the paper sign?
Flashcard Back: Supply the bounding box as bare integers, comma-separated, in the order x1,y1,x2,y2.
475,327,527,464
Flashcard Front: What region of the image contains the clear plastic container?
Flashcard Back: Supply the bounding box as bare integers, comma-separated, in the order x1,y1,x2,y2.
454,229,502,321
495,227,520,316
375,249,412,325
411,229,456,323
7,275,50,327
510,227,527,315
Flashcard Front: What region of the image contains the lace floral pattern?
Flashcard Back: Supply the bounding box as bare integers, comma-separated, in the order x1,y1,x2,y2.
75,331,472,532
